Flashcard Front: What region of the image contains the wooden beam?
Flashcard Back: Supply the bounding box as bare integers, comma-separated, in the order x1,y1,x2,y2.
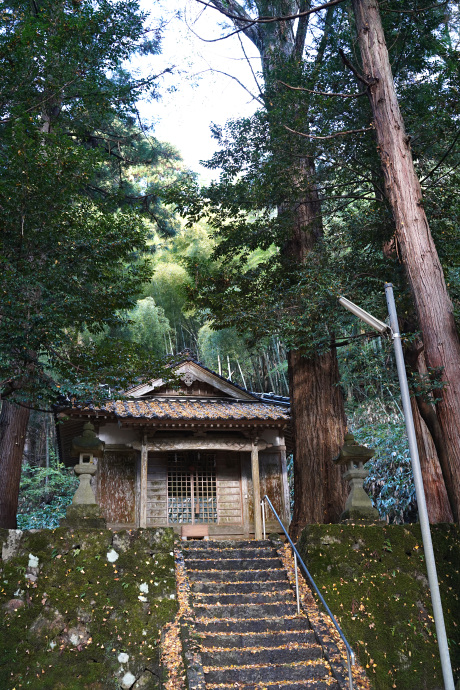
251,440,262,540
140,434,148,529
129,438,272,452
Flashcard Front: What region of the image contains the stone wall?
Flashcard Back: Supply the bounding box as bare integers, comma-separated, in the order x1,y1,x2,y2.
296,523,460,690
0,527,177,689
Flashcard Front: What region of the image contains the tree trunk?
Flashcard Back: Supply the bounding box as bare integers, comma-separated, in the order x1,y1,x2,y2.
406,341,455,521
351,0,460,522
209,0,348,533
0,400,30,528
288,348,347,539
284,159,347,538
410,396,453,523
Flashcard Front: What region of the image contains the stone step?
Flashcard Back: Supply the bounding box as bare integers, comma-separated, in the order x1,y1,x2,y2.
194,602,298,620
195,615,309,634
194,591,294,606
185,557,283,571
204,660,334,685
206,681,340,690
191,580,291,594
182,540,274,549
200,643,323,668
183,547,277,560
199,629,315,649
187,568,286,583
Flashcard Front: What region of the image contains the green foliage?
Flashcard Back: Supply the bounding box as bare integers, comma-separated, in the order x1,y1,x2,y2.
128,297,173,353
0,0,178,408
198,325,250,373
16,457,78,530
172,0,460,362
353,410,416,524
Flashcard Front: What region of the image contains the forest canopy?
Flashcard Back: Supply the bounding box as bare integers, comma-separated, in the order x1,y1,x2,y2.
1,0,460,535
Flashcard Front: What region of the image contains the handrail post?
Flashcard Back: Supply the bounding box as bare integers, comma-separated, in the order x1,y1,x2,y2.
294,551,300,615
262,494,355,690
261,500,266,540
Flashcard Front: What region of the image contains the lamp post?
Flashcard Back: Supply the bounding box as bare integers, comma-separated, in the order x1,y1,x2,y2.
339,283,454,690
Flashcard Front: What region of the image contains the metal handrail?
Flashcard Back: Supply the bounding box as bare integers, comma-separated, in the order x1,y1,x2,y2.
261,495,355,690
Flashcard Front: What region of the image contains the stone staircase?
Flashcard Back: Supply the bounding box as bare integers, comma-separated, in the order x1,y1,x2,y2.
182,539,344,690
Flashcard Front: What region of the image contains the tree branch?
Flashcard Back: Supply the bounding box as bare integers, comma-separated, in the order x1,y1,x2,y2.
278,79,366,98
339,48,378,87
294,0,312,59
238,33,264,100
419,130,460,184
205,0,261,46
198,0,347,24
380,1,448,14
196,68,264,104
0,78,79,125
284,124,372,140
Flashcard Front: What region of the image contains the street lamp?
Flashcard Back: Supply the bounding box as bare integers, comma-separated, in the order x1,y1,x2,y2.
339,283,455,690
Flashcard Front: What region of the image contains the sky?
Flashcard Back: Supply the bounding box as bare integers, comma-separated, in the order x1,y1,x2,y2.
135,0,262,180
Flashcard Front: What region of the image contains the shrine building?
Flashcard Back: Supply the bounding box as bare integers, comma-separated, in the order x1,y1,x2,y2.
56,352,291,539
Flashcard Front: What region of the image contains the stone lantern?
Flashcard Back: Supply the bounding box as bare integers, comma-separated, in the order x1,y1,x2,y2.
60,421,106,528
334,433,380,523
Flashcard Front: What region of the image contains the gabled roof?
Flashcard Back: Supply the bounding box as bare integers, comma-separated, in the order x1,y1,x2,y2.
94,398,289,421
126,352,258,401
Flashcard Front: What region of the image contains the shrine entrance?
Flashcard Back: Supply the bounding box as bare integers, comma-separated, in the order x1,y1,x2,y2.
167,451,217,524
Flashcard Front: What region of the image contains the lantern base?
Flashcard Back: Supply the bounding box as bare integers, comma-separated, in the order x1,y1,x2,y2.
60,504,107,529
340,509,382,524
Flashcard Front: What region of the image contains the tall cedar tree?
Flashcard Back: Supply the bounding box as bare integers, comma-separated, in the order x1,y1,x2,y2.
193,0,460,524
205,0,347,537
0,0,168,528
349,0,460,522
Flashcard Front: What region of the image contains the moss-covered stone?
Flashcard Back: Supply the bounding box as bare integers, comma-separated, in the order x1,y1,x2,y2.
60,505,106,529
0,528,178,689
296,523,460,689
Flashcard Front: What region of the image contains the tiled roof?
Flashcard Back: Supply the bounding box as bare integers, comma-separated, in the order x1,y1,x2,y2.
92,398,290,422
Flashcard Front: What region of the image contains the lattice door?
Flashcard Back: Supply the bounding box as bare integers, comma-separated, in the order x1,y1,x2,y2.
167,452,217,524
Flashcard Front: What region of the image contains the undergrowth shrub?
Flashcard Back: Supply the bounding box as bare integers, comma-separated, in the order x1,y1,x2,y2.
17,456,78,529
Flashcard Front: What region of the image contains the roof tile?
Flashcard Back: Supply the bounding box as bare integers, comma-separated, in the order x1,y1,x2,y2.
99,399,289,422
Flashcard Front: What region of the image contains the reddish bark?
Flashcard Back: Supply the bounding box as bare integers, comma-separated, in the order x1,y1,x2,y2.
410,396,453,523
0,400,30,528
209,0,348,534
284,157,347,538
288,348,347,539
405,341,454,520
352,0,460,522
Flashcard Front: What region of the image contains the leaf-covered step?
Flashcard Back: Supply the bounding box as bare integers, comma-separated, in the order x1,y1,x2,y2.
200,643,323,668
187,568,286,583
194,590,294,606
195,615,309,634
185,558,283,571
204,660,334,685
182,540,274,550
206,680,340,690
191,580,291,594
194,602,298,619
198,629,315,649
183,547,277,560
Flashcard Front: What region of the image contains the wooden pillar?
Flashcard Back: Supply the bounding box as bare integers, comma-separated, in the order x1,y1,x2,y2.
140,433,148,529
241,453,250,538
279,444,291,525
251,440,262,540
